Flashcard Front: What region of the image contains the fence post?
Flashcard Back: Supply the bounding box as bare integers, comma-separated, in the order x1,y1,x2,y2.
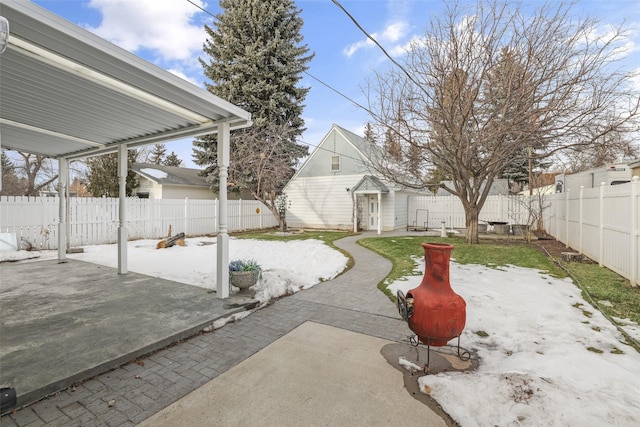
579,186,584,255
565,189,570,248
631,176,639,287
599,182,605,267
184,198,189,237
448,195,453,229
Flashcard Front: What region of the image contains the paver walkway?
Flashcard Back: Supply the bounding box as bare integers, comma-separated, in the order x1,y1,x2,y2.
1,231,446,426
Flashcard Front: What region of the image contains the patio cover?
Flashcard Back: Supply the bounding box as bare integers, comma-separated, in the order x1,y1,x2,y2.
0,0,251,297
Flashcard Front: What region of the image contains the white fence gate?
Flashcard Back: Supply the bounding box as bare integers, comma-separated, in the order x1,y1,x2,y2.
0,197,278,250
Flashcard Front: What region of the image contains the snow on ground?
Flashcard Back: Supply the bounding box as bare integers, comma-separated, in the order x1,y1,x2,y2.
65,236,349,305
388,258,640,426
2,238,639,426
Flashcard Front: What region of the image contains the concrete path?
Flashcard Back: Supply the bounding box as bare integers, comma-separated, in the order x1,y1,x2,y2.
1,230,453,426
139,322,446,427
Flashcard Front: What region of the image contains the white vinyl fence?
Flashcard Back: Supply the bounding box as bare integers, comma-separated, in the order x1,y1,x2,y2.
0,197,278,250
409,187,639,286
547,177,639,287
408,194,550,230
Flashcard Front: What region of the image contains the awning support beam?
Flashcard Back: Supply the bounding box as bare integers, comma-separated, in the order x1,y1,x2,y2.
216,122,230,298
117,144,128,274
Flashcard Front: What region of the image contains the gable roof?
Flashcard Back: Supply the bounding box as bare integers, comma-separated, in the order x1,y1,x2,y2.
284,124,370,188
332,124,372,157
352,175,389,193
131,163,209,187
0,0,251,160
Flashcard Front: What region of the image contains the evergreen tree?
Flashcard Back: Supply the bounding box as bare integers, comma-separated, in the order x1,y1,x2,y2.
85,151,139,197
363,122,377,143
1,150,26,196
193,0,313,228
149,144,167,165
163,152,183,167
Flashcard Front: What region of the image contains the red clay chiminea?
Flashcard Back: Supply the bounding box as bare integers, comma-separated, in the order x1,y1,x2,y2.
397,242,466,346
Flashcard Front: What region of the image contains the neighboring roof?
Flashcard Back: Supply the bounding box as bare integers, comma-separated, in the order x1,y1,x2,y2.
436,179,510,196
625,160,640,169
517,184,556,196
561,159,640,176
0,0,251,160
352,175,390,193
131,163,209,187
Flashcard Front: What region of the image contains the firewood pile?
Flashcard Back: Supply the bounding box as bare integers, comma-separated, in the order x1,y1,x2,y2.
156,226,186,249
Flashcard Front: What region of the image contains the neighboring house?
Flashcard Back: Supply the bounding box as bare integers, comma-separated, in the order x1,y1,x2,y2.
554,160,638,193
131,163,215,199
283,124,426,233
132,163,254,200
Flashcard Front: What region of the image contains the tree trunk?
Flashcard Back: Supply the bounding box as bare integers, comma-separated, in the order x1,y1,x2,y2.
279,215,288,233
464,206,480,244
156,232,185,249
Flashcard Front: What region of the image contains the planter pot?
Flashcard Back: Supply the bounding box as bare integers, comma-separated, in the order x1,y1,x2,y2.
405,243,466,346
478,223,487,233
230,270,261,291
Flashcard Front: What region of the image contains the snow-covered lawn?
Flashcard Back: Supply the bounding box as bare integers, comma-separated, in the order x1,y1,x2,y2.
388,259,640,426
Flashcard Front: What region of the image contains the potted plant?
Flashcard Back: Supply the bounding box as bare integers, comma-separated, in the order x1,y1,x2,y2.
229,259,262,292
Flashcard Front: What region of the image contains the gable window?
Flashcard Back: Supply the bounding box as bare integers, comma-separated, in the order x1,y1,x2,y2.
331,155,340,172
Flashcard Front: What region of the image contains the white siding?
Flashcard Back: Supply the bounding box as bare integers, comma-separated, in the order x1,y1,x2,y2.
285,175,363,230
135,178,162,199
161,185,215,200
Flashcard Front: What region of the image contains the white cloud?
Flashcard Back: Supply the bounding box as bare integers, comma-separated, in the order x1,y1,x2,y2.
85,0,207,61
343,38,374,58
343,20,409,58
380,21,407,43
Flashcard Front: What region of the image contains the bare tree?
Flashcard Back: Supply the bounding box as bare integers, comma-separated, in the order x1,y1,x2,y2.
205,122,303,231
365,0,640,243
13,152,58,196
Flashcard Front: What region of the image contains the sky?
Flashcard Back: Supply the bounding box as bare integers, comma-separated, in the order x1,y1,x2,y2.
3,236,639,425
27,0,640,169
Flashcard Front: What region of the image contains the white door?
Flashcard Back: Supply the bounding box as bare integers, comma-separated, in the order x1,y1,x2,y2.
368,195,378,230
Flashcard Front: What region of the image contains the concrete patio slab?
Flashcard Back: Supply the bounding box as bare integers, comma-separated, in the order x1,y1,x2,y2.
139,321,447,427
0,258,243,408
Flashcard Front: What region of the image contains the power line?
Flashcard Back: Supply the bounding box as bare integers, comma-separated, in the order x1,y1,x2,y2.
303,71,373,116
183,0,376,125
331,0,425,92
185,0,215,18
183,0,381,157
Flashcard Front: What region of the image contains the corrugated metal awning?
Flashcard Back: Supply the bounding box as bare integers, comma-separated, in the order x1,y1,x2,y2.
0,0,251,159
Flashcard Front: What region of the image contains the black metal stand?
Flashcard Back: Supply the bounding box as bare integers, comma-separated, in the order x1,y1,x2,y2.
407,334,472,374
